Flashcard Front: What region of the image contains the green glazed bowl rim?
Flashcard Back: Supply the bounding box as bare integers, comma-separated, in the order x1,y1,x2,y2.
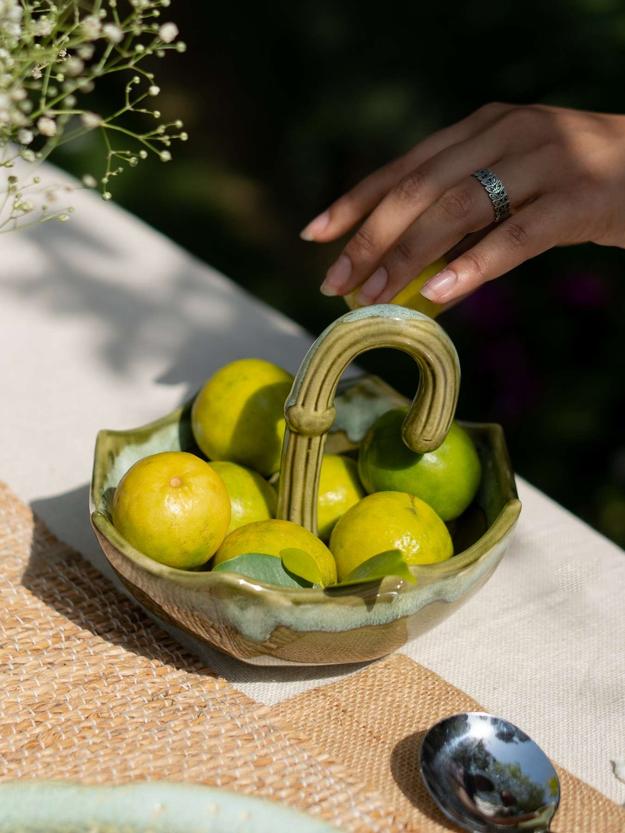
0,781,340,832
90,397,521,604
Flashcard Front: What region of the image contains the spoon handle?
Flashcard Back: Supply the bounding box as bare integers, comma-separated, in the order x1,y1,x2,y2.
276,304,460,534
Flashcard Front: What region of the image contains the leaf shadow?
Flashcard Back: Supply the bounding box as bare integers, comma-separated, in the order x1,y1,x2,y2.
1,208,311,401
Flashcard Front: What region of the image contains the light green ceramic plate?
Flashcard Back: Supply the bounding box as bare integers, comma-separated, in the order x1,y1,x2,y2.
0,782,339,833
90,306,522,666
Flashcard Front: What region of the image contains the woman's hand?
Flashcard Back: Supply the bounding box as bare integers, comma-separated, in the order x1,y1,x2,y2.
300,104,625,306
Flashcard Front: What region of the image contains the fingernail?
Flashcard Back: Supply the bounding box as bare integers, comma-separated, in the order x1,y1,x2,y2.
421,268,458,301
356,266,388,305
300,210,330,241
320,254,352,296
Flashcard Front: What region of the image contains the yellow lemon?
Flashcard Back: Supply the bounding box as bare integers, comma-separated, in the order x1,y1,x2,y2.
345,259,447,317
191,358,294,476
112,451,230,569
317,454,365,541
209,460,277,533
213,518,337,586
358,409,481,521
329,491,453,581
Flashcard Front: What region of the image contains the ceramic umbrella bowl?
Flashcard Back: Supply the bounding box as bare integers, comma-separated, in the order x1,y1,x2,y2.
90,305,521,666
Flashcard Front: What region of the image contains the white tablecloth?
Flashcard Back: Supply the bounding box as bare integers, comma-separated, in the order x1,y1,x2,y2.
1,168,624,804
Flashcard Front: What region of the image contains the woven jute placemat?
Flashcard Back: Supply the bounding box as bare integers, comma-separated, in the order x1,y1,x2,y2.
1,482,623,832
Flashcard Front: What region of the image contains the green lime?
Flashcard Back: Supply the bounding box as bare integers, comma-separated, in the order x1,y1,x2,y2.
358,408,481,521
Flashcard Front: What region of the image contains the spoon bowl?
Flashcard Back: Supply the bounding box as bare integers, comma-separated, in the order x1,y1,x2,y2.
420,712,560,832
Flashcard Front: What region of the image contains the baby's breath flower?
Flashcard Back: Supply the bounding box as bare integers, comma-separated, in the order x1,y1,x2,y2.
34,17,53,37
64,57,84,77
37,116,56,137
0,0,23,41
158,22,178,43
103,23,123,43
80,111,102,128
81,15,101,39
0,0,185,233
14,199,34,214
77,44,94,61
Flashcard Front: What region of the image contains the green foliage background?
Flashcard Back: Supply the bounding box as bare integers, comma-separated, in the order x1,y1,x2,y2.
56,0,625,547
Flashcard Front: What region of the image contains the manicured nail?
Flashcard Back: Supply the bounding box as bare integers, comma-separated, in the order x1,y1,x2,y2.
356,266,388,305
320,254,352,296
300,210,330,241
421,268,458,301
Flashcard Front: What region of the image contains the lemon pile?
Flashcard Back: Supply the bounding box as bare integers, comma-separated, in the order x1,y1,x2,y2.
112,357,481,584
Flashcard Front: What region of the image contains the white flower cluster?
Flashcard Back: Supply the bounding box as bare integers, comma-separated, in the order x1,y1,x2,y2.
0,0,186,233
0,0,23,41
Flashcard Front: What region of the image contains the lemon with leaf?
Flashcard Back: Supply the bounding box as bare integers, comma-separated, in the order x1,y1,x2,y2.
330,491,453,581
213,518,337,586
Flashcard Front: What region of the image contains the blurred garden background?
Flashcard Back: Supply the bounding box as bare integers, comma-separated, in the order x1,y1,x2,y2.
54,0,625,547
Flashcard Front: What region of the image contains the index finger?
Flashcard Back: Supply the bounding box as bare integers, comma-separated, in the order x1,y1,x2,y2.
300,101,510,242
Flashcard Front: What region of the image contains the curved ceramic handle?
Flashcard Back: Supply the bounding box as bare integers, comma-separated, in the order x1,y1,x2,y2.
276,304,460,534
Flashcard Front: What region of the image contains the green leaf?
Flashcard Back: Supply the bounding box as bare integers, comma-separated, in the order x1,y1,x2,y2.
212,553,311,588
333,549,417,588
280,548,325,587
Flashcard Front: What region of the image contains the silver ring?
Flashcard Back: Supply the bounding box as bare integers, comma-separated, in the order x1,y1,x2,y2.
471,168,511,223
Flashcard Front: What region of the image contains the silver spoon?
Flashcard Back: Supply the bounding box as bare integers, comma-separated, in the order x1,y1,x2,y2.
420,712,560,832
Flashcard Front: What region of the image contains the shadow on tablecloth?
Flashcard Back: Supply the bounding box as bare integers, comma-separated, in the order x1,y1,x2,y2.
28,487,371,688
